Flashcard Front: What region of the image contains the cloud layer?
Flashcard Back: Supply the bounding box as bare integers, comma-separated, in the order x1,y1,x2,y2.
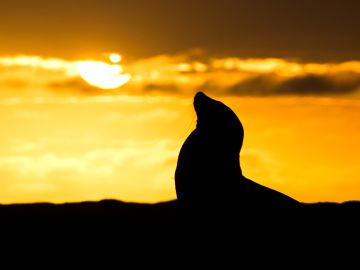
1,53,360,98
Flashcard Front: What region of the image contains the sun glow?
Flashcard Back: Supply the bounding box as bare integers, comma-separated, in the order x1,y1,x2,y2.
76,53,131,90
109,53,122,63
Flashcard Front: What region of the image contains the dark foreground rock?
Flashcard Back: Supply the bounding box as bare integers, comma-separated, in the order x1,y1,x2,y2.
1,199,359,234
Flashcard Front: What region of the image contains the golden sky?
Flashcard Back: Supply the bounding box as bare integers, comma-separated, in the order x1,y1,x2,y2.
0,1,359,204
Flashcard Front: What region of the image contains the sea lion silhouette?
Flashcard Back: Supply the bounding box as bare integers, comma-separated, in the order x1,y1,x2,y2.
175,91,299,209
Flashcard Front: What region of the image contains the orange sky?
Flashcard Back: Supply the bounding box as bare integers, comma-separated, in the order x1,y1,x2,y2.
0,53,359,204
0,1,359,204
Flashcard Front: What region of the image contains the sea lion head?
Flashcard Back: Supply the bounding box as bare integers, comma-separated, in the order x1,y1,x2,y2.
193,91,244,156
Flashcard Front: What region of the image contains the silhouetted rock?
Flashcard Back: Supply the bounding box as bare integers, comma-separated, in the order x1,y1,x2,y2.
0,199,359,234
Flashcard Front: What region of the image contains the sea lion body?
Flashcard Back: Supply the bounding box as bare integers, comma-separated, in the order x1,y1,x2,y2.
175,92,299,208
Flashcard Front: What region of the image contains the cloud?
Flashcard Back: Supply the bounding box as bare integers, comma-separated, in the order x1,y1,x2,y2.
48,78,104,94
0,140,179,203
94,54,360,96
277,74,360,95
143,83,181,93
1,53,360,97
227,73,360,96
225,75,279,96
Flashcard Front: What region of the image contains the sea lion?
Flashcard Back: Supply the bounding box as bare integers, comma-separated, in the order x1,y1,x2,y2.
175,91,299,209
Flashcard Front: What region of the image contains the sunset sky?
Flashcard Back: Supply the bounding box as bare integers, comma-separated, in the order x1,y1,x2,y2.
1,0,359,204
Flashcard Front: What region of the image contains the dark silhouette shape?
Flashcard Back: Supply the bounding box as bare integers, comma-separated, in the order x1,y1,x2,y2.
175,91,299,208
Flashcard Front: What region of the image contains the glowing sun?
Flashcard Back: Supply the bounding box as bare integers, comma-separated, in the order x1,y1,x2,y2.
76,53,131,89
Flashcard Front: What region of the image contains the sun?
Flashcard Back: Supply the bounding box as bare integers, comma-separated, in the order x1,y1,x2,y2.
76,53,131,90
109,53,122,63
